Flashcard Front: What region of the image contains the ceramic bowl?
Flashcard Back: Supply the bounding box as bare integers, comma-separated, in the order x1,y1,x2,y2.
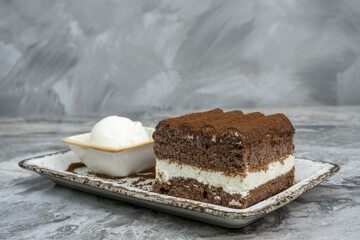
62,127,155,176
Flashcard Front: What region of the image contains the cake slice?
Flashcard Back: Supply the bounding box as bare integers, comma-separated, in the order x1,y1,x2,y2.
152,109,295,209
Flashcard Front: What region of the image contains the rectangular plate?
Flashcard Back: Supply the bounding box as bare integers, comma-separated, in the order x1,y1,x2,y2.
18,150,340,228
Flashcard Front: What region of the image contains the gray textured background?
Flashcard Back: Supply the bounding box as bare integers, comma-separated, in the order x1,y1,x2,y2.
1,0,360,116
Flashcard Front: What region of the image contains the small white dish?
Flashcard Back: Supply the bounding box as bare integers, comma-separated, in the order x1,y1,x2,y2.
61,127,155,176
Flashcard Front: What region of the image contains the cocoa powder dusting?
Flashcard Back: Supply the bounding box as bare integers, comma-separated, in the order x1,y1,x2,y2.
66,163,155,188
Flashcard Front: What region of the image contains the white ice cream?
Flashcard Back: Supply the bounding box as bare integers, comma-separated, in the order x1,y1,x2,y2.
89,116,150,148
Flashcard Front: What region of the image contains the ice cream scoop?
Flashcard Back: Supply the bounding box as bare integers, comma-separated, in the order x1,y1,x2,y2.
89,116,150,148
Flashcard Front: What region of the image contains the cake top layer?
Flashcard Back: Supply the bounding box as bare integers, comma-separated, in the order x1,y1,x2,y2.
154,108,295,145
164,108,224,127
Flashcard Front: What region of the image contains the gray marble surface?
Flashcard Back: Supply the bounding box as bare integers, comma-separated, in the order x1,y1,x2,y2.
2,0,360,116
1,106,359,239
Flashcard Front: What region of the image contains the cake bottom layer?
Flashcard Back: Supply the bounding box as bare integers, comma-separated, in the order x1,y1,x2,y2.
153,167,295,209
155,155,295,196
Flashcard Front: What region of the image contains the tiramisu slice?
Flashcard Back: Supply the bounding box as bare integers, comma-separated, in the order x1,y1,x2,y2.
152,109,295,209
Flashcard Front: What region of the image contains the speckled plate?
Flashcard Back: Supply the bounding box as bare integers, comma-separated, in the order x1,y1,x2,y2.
18,150,340,228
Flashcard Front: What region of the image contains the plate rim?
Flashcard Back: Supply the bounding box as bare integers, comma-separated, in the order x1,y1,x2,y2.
18,150,340,220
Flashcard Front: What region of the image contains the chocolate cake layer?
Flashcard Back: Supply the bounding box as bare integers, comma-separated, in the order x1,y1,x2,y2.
156,108,224,133
154,136,293,175
219,113,294,147
153,167,295,209
197,112,265,145
153,110,294,147
153,110,294,175
175,110,244,137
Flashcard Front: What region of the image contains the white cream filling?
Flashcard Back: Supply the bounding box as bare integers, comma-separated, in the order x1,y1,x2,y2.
229,199,242,207
156,154,294,197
